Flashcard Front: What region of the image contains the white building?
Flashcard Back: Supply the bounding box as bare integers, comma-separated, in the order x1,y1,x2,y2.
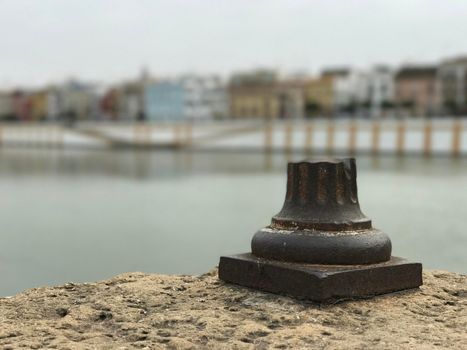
182,75,228,120
438,56,467,115
364,66,394,118
333,70,360,112
116,83,144,121
52,81,100,120
333,66,394,118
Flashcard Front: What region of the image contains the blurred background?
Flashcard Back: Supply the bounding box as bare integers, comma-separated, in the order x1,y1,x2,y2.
0,0,466,296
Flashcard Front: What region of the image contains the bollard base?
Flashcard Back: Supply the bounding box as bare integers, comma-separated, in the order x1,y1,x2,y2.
218,253,422,302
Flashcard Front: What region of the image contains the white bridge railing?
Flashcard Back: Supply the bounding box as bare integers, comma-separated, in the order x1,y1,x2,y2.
0,118,465,156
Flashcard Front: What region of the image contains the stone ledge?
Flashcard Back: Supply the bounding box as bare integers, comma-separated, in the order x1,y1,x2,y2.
0,270,465,349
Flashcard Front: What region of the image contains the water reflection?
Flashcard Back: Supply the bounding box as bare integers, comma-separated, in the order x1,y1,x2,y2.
0,147,465,296
0,148,464,179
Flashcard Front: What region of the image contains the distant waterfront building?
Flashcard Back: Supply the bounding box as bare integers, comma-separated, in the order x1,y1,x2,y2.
394,66,438,117
0,92,13,120
99,88,119,120
0,87,69,122
305,67,394,118
277,79,306,119
229,70,280,119
117,82,144,121
438,56,467,116
145,75,227,122
351,66,395,118
29,90,48,121
333,70,358,114
46,87,61,121
199,77,229,120
305,68,349,117
98,70,148,121
52,80,100,121
11,90,32,121
229,70,306,120
145,80,184,122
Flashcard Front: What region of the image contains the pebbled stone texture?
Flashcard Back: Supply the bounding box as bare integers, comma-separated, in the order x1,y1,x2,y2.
0,270,465,349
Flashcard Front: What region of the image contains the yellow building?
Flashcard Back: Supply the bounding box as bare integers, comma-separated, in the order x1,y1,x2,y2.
305,69,349,117
229,85,280,119
229,70,309,120
30,90,48,121
304,75,335,117
229,70,280,120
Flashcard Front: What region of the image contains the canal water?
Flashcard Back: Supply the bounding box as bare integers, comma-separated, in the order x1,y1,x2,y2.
0,148,465,296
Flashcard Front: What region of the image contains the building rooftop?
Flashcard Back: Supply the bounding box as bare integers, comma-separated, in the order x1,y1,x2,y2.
395,66,437,79
441,55,467,66
230,69,277,87
321,67,350,78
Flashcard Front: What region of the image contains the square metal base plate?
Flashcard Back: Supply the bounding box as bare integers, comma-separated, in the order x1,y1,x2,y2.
219,253,422,302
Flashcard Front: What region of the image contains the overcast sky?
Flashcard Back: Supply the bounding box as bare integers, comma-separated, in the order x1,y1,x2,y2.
1,0,466,88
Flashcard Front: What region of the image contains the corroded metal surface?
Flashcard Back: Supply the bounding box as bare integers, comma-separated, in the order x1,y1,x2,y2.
271,159,371,231
252,158,391,265
219,158,423,301
219,254,422,302
251,228,391,265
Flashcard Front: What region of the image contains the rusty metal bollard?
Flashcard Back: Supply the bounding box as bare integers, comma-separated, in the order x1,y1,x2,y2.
218,158,422,301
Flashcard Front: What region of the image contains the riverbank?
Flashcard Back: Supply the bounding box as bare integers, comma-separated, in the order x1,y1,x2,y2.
0,270,465,349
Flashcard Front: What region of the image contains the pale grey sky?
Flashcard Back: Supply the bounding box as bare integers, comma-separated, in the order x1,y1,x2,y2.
1,0,466,88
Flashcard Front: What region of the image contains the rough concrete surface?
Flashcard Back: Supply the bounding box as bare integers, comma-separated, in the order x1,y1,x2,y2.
0,270,465,349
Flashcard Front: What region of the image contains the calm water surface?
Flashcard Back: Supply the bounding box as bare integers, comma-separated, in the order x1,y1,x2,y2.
0,148,465,296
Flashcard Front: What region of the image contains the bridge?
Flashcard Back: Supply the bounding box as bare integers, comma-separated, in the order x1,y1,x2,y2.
0,118,465,156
